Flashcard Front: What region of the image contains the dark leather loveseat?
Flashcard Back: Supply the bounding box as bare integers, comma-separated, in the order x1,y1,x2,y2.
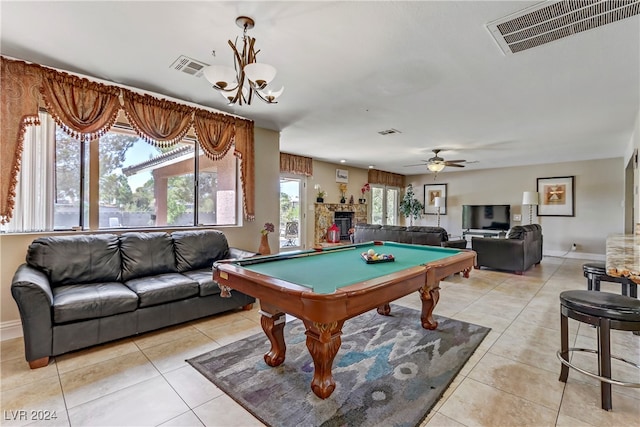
11,230,256,368
353,224,467,249
471,224,543,274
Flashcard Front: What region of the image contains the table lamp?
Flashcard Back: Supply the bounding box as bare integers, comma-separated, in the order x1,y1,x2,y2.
434,196,443,227
522,191,539,224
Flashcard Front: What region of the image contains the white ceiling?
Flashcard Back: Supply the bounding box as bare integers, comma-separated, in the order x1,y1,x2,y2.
2,1,639,175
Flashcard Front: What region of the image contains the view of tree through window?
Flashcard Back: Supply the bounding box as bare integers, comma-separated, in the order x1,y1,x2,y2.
8,113,238,233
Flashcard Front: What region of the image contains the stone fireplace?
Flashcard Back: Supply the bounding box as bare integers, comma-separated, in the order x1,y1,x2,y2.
314,203,367,244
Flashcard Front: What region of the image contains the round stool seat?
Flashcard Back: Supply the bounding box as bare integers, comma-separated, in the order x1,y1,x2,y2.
560,290,640,322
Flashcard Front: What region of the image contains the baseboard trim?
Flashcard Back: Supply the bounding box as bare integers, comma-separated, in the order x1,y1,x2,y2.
544,250,605,261
1,320,23,341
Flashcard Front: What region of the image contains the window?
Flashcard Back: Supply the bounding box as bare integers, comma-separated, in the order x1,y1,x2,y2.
4,113,238,232
371,185,399,226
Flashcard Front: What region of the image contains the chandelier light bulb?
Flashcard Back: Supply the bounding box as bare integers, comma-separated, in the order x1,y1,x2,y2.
203,65,237,90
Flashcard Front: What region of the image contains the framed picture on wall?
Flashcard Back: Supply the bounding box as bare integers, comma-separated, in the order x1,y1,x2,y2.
335,169,348,183
537,176,575,216
424,183,447,215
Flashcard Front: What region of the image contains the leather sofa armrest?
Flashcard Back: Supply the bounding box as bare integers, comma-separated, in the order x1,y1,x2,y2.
228,247,259,260
11,264,54,363
442,239,467,249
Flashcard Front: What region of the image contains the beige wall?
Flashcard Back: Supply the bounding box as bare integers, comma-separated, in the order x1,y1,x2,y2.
0,127,280,328
406,158,624,257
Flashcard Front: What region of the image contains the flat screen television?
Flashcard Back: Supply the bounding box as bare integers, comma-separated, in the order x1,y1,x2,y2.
462,204,511,231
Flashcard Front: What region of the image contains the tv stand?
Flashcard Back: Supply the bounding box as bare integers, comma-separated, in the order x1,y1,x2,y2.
463,229,507,239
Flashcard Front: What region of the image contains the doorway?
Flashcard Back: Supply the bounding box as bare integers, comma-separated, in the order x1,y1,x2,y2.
370,185,399,225
280,175,304,250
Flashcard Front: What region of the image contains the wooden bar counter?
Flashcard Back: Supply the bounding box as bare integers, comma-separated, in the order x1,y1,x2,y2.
606,234,640,285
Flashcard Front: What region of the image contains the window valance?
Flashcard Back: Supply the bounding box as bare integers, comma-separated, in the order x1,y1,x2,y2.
280,153,313,176
0,56,255,224
367,169,405,188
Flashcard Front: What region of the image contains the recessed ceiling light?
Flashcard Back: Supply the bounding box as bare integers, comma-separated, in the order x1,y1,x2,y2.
340,159,346,163
368,165,374,169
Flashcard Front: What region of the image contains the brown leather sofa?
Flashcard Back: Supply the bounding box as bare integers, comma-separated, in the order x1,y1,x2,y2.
353,224,467,249
471,224,543,274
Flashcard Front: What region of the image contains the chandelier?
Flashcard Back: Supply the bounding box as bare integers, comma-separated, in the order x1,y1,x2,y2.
203,16,284,106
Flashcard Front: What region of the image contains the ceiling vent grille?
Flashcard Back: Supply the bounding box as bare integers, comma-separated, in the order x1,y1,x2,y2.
170,55,208,77
378,128,402,136
487,0,640,55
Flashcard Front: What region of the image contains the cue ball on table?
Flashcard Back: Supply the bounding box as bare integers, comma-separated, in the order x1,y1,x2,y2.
367,249,375,256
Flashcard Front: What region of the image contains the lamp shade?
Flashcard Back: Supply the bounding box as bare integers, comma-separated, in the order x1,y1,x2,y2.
522,191,539,205
427,162,445,172
203,65,237,90
434,196,443,208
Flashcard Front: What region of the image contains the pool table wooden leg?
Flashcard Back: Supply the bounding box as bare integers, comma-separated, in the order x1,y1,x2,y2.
419,284,440,330
259,309,287,367
304,320,345,399
377,303,391,316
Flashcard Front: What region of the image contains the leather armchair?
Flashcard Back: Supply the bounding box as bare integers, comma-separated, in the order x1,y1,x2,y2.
471,224,542,274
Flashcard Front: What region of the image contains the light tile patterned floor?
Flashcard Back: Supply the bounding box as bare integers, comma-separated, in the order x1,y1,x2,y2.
1,257,639,426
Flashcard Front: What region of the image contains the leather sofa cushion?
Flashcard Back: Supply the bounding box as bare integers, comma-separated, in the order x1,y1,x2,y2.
120,232,177,281
52,282,138,323
124,273,198,308
27,234,121,286
182,269,221,296
507,226,526,240
173,230,230,272
406,226,448,245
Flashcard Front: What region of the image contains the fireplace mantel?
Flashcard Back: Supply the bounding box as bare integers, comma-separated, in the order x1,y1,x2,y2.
314,203,367,244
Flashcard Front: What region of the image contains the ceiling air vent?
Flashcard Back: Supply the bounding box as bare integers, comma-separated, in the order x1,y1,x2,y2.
170,55,208,77
378,128,402,136
487,0,640,55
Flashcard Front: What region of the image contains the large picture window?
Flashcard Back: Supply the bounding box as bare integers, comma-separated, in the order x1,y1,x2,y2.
3,113,238,232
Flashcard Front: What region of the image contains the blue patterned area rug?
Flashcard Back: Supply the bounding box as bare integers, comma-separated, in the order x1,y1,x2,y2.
187,305,490,427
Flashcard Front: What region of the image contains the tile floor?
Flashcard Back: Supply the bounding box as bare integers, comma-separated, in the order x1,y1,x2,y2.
1,257,639,426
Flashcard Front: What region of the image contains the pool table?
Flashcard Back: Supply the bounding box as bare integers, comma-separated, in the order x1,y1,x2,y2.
213,241,475,399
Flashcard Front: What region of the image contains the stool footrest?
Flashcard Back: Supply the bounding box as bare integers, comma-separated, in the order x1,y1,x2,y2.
557,348,640,388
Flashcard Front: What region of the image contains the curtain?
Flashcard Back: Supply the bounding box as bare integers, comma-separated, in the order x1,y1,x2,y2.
1,56,257,223
368,169,405,188
3,112,55,232
39,70,121,141
122,91,194,147
234,118,255,220
0,58,43,224
193,109,236,160
280,153,313,176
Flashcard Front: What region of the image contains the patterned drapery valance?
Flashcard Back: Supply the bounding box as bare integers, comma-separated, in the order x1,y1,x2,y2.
280,152,313,176
367,169,405,188
0,56,255,224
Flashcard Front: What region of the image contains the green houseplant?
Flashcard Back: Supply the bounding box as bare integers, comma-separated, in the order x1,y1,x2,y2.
399,184,424,226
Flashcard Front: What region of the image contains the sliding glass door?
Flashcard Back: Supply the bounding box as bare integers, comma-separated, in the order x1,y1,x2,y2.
279,175,304,250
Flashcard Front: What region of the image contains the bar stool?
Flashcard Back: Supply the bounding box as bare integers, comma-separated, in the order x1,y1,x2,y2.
557,290,640,411
582,262,637,298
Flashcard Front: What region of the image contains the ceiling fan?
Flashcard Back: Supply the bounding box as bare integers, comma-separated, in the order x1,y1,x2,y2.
406,149,467,173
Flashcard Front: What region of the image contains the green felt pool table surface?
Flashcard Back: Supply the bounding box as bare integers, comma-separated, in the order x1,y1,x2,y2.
238,241,463,294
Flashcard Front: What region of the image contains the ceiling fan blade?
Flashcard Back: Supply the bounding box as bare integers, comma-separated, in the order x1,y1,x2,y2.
444,160,466,163
445,163,465,168
403,163,428,167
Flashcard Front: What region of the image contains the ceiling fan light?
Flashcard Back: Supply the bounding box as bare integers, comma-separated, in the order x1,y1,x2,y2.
244,63,277,88
427,162,445,172
204,65,237,90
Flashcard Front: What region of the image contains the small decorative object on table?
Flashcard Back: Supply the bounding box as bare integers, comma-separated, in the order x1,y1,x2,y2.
361,248,395,264
349,195,354,204
360,183,370,203
314,184,326,203
258,222,274,254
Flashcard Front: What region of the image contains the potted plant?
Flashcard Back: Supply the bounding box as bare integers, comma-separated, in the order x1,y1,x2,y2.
338,183,348,203
314,184,326,203
359,183,370,203
398,184,424,226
